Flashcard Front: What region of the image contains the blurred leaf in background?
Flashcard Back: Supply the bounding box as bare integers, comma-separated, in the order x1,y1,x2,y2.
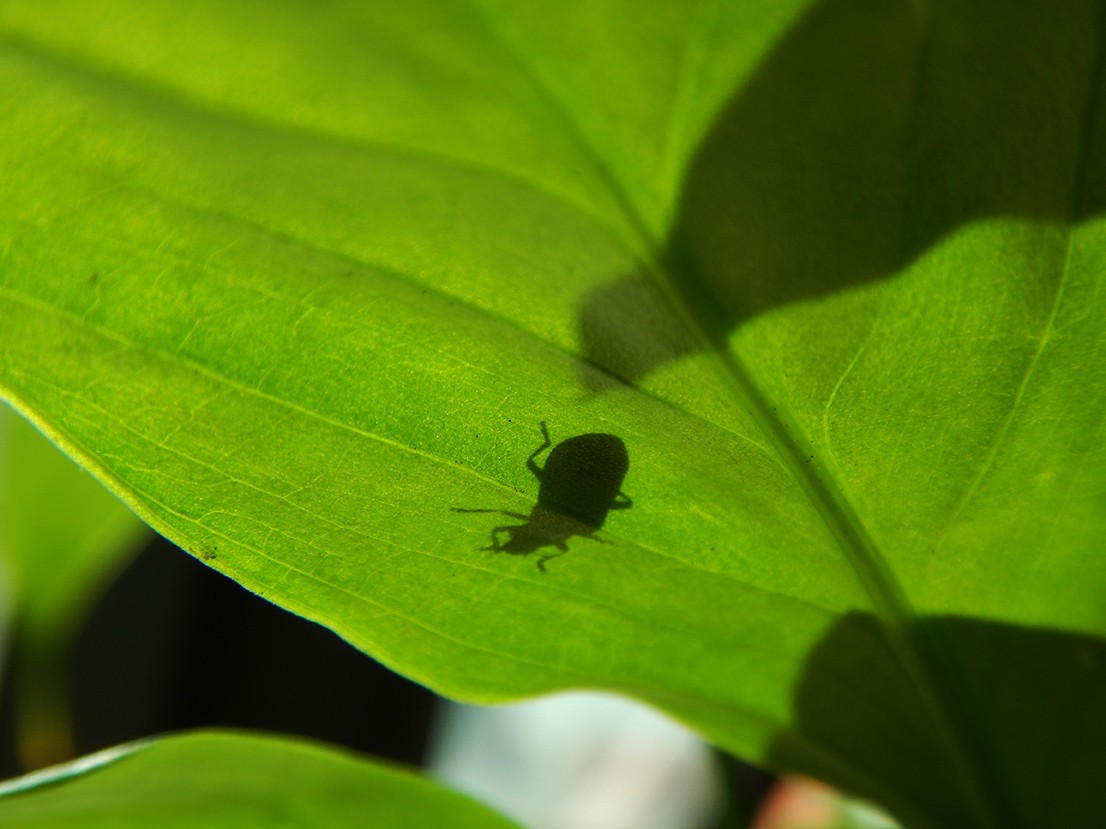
0,729,524,829
0,404,148,769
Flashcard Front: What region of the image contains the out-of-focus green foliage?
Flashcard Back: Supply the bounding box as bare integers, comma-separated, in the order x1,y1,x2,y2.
1,403,147,767
0,730,523,829
1,404,146,649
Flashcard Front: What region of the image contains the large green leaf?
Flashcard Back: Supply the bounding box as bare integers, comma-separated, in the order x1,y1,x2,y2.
0,730,523,828
1,1,1104,826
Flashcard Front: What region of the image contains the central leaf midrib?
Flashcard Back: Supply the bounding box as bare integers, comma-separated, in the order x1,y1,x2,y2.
466,0,917,631
463,0,914,620
460,5,1015,828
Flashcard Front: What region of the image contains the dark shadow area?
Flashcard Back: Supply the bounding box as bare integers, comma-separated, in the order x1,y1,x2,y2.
767,612,1106,828
581,0,1106,385
453,422,631,571
0,534,439,780
712,750,778,829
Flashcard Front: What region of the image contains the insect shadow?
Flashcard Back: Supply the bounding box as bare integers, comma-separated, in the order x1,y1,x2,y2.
453,423,631,571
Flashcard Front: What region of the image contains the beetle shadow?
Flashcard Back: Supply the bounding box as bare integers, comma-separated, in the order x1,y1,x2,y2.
580,0,1106,387
453,423,631,571
765,611,1106,828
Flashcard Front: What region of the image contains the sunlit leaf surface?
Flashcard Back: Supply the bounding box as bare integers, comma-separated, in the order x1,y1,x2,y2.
2,2,1104,825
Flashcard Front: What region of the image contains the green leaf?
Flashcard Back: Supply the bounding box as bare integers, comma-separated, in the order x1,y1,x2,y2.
0,730,524,828
1,403,148,768
1,403,147,645
1,2,1103,826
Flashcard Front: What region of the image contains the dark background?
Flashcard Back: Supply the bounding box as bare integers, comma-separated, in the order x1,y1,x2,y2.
0,534,438,778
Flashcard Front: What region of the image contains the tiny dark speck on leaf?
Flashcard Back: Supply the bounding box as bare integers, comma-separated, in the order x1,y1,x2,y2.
89,272,99,285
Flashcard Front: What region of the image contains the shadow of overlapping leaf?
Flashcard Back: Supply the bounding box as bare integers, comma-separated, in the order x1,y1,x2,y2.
581,0,1105,384
581,1,1106,825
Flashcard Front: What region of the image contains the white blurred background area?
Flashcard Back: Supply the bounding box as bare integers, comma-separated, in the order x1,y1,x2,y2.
428,691,724,829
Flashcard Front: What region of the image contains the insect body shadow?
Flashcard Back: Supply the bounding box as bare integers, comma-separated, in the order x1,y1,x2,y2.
453,423,631,571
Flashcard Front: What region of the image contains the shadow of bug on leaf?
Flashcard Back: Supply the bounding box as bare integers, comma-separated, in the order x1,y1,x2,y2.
453,422,632,572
